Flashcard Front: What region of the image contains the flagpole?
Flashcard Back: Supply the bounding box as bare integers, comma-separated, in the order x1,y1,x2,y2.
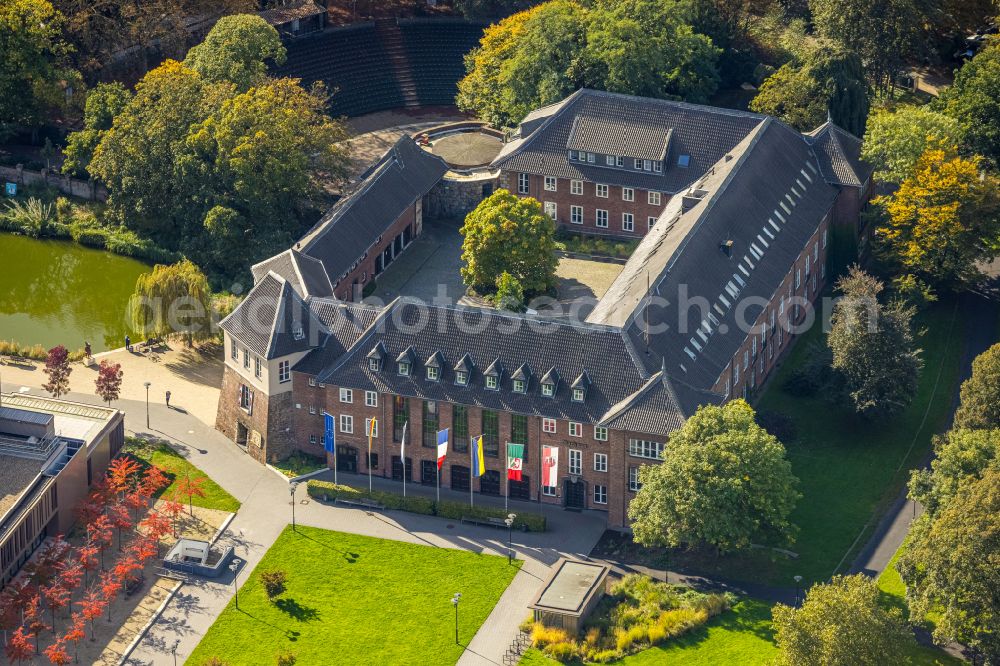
436,458,440,505
504,443,509,513
402,421,407,499
469,436,474,508
368,420,373,493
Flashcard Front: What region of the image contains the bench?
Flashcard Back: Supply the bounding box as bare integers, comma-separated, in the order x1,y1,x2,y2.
0,355,33,366
335,497,384,511
460,516,508,530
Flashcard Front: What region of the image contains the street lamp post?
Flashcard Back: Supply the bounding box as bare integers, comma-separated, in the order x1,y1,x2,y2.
793,575,803,606
143,382,151,428
229,558,242,609
504,513,517,565
290,482,300,530
451,592,462,644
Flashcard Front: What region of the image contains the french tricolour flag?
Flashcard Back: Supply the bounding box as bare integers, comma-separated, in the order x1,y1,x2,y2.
436,429,449,469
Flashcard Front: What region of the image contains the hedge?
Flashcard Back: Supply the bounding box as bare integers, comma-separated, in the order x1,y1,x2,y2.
307,480,547,532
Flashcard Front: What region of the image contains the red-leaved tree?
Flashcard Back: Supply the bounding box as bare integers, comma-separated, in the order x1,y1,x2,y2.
139,465,169,504
6,626,34,665
76,544,99,588
107,457,142,498
63,612,86,663
98,572,120,621
94,361,123,406
42,580,70,632
77,589,104,640
0,586,20,646
24,595,48,655
42,346,72,399
162,497,185,537
175,473,206,516
43,637,71,665
88,515,113,570
108,503,133,552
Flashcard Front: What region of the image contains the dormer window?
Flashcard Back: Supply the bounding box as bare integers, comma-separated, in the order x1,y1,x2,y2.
398,361,411,376
513,379,526,393
572,387,585,402
368,358,381,372
293,324,304,341
542,383,554,397
427,366,440,381
486,375,498,390
540,366,560,398
456,370,468,386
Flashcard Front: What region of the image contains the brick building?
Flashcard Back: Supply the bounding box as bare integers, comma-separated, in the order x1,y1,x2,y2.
216,90,872,528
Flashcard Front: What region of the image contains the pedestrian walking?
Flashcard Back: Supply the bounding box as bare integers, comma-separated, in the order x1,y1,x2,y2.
84,341,92,361
125,335,131,352
165,390,171,409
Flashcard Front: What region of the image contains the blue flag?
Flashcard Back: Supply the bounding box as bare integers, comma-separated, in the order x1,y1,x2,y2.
471,435,486,477
322,412,335,453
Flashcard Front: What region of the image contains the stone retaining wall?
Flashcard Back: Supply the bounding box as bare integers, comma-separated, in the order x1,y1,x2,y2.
0,165,106,201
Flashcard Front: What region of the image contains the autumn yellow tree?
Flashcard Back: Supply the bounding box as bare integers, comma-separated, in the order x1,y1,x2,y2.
875,142,1000,287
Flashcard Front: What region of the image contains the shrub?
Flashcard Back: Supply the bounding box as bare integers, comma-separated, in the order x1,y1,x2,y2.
73,226,110,248
259,569,287,599
276,652,296,666
531,623,571,648
435,499,546,532
55,197,74,222
543,641,577,662
781,340,839,397
755,410,797,443
615,624,648,652
2,197,56,236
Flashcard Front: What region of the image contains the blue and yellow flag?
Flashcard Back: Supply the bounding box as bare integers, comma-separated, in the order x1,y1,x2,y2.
471,435,486,477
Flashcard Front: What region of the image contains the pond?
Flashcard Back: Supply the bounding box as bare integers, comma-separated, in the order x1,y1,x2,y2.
0,234,152,353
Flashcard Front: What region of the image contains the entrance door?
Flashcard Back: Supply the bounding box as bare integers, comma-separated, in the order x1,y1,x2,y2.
392,456,412,482
420,460,437,485
509,475,531,501
451,465,469,491
564,479,585,509
336,445,358,473
235,422,248,448
480,470,501,496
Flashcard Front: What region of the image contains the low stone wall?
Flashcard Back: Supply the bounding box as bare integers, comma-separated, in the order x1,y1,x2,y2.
0,165,106,201
425,173,498,220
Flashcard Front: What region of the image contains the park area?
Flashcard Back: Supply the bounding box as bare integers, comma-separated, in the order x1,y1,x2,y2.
187,526,520,665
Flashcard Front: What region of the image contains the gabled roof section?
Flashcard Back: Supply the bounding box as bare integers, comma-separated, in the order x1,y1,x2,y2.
540,367,561,386
600,369,723,437
806,121,872,188
251,249,334,300
484,358,504,378
291,300,382,375
454,353,475,374
425,350,446,368
511,363,532,382
492,88,766,192
295,136,448,286
220,272,325,359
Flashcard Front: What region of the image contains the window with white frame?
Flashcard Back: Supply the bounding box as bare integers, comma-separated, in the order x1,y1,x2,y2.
643,160,652,171
254,357,261,378
456,370,468,386
340,414,354,434
517,173,529,194
622,187,634,202
309,377,317,387
628,439,663,459
743,350,749,370
365,390,377,407
513,379,526,393
368,357,381,372
542,418,557,433
569,421,582,437
622,213,634,232
427,366,440,381
309,405,316,415
278,360,290,383
823,228,828,248
628,466,642,491
485,375,498,390
230,339,239,360
544,176,557,191
568,449,582,475
541,383,554,397
648,191,661,206
243,348,250,369
596,184,608,198
594,484,607,504
594,452,608,472
309,434,317,445
596,210,608,228
587,152,595,163
572,387,585,402
653,161,662,173
605,155,615,166
569,150,578,161
366,417,377,437
571,205,583,224
542,485,557,496
544,201,557,219
340,387,353,403
648,216,657,230
795,268,801,289
594,426,608,441
634,158,642,169
571,180,583,195
733,362,740,385
814,240,819,262
615,156,624,167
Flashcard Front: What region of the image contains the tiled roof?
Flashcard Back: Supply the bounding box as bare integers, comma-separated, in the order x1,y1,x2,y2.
601,367,723,437
316,299,650,424
806,121,872,188
251,249,334,300
292,300,382,374
296,136,448,287
566,115,670,161
219,273,326,359
493,89,765,192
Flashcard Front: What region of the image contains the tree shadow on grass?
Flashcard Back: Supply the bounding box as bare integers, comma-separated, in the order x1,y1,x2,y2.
237,608,302,642
292,529,360,564
275,598,320,622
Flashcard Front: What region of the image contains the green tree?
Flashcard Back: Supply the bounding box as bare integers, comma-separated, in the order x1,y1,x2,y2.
183,14,286,91
455,0,540,19
827,266,921,418
62,82,132,177
861,105,963,184
954,343,1000,430
460,189,558,296
750,64,828,131
875,143,1000,287
627,400,799,553
493,271,525,312
898,470,1000,662
810,0,924,93
0,0,77,131
130,259,214,345
772,574,909,666
940,40,1000,164
908,428,1000,516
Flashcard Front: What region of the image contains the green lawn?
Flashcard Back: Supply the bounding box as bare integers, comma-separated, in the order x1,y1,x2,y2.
187,526,520,665
124,439,241,512
669,300,964,587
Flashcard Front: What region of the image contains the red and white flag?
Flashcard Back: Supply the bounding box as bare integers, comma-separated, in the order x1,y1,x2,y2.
436,428,448,469
542,446,559,488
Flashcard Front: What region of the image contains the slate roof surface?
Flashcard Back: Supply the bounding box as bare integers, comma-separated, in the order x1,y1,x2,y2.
251,249,334,300
566,115,671,161
315,300,650,424
806,122,872,188
600,370,723,437
292,300,382,374
296,136,448,286
493,89,765,192
219,273,326,359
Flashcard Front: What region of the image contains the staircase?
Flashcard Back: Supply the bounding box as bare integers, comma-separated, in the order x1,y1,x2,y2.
375,18,421,108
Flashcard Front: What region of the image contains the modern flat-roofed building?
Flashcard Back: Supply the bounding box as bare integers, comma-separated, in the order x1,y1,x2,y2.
0,394,123,586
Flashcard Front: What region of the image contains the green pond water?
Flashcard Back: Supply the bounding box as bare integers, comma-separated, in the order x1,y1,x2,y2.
0,234,152,353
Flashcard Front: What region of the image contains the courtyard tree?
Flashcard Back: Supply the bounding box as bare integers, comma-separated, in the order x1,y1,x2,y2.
953,343,1000,430
908,428,999,516
898,470,1000,662
130,259,214,345
827,266,921,418
494,271,526,312
94,361,123,406
62,614,85,664
175,472,207,516
77,588,103,640
61,83,132,178
183,14,286,91
43,638,71,666
6,626,34,665
460,189,558,296
875,144,1000,287
860,105,963,184
627,400,799,553
43,346,73,399
772,574,909,666
940,41,1000,164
